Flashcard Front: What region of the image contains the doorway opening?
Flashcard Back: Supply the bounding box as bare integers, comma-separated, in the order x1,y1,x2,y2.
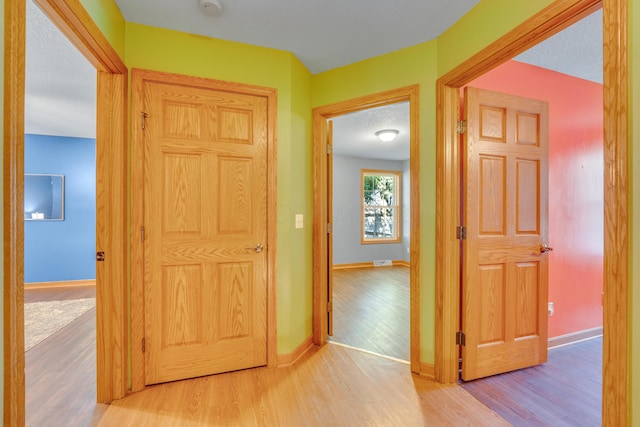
312,85,422,374
5,0,128,423
23,0,98,423
435,0,628,424
454,11,604,423
328,102,411,362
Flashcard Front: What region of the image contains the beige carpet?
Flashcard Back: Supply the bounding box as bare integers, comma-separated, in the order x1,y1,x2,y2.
24,298,96,351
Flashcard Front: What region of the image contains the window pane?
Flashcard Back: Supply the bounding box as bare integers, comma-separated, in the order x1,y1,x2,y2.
363,207,396,239
361,170,400,242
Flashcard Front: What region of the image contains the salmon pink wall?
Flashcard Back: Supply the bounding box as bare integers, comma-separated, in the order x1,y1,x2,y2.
469,60,603,338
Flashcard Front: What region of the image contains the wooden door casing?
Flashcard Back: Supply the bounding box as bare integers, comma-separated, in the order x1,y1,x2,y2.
327,120,334,336
462,87,549,380
143,79,269,385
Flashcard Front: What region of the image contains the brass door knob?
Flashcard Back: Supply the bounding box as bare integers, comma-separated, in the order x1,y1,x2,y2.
540,243,553,253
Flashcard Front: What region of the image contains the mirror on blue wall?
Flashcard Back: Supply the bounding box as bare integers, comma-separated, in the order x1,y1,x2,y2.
24,174,65,221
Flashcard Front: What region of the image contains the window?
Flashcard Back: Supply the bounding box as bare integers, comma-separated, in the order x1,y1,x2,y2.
361,169,401,243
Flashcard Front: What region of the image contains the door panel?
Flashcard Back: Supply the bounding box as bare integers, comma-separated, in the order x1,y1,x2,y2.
462,87,549,381
327,120,334,336
143,80,268,385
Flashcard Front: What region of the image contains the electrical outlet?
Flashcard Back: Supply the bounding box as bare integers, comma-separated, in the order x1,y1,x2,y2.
548,302,555,316
295,214,303,229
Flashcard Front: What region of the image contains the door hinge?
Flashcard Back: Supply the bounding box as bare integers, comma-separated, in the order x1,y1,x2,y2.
327,301,333,313
456,226,466,240
456,331,466,346
327,144,333,155
327,223,333,233
142,338,146,353
141,111,149,130
456,120,467,134
141,226,145,242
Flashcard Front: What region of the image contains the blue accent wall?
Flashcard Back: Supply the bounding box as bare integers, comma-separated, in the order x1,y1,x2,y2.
24,134,96,283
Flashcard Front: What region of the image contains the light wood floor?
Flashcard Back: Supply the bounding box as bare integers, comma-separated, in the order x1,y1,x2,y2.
98,343,509,426
24,283,95,303
93,265,502,425
26,278,601,426
25,285,107,427
330,266,409,361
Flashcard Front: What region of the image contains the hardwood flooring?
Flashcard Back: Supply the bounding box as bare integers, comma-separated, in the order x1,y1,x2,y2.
24,283,95,303
462,336,602,427
330,266,409,361
97,343,510,426
25,279,601,426
25,285,103,427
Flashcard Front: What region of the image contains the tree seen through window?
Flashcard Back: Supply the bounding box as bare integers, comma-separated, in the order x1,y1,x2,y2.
361,170,401,243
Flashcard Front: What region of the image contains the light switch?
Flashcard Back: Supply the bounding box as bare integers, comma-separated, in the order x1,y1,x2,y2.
295,214,304,229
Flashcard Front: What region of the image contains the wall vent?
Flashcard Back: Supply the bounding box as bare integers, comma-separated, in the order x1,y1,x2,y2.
373,260,392,267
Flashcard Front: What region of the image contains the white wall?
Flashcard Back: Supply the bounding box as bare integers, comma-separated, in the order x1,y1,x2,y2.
332,154,409,265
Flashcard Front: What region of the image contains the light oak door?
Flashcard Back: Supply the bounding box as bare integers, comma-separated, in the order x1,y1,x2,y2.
462,87,549,381
143,79,268,385
327,120,334,336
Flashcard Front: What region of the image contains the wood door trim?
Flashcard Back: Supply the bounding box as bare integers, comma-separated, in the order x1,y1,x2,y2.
129,68,278,392
601,0,629,423
312,85,421,372
95,71,128,402
4,1,27,424
435,0,629,424
4,0,128,419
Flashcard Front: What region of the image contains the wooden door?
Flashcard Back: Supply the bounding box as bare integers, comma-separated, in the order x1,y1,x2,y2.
327,120,334,335
143,78,268,385
462,87,549,381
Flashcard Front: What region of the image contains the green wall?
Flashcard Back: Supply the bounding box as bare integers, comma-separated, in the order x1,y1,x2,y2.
311,40,438,362
79,0,125,58
279,57,314,350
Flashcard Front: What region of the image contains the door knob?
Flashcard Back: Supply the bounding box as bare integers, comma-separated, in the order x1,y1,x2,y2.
539,243,553,253
252,244,264,253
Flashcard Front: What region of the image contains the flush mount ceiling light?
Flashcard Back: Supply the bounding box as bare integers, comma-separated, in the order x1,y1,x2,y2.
199,0,223,17
375,129,399,142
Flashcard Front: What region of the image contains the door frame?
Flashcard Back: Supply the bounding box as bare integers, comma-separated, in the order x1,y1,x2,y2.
434,0,628,424
129,68,278,392
4,0,128,423
312,85,421,374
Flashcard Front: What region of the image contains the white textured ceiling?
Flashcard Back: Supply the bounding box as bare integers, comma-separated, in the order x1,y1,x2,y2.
25,0,601,150
332,102,410,161
114,0,480,74
515,9,602,84
25,0,96,139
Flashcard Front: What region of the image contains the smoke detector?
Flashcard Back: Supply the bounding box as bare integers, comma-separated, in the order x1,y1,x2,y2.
199,0,223,17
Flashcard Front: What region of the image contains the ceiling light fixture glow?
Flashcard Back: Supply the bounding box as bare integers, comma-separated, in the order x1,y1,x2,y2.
375,129,399,142
199,0,223,17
